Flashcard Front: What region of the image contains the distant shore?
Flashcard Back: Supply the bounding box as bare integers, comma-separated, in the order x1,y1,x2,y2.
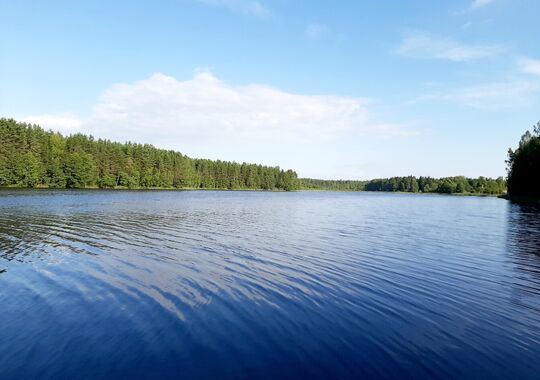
0,186,505,198
0,185,287,192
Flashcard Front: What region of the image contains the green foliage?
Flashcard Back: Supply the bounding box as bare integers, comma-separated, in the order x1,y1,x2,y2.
299,178,366,191
371,175,505,194
0,117,510,195
0,118,299,191
63,152,96,188
0,160,10,185
507,122,540,197
437,179,457,194
301,175,506,195
14,153,42,187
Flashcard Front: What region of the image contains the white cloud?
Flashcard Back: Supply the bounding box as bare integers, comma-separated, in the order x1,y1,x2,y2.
82,72,409,149
20,73,414,176
197,0,269,16
471,0,495,9
22,114,83,134
22,72,411,153
396,31,502,61
517,57,540,76
305,23,329,40
418,81,540,109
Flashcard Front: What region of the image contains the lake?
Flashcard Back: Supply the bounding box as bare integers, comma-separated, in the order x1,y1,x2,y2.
0,190,539,379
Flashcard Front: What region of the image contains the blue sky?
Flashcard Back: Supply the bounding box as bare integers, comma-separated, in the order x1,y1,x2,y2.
1,0,539,179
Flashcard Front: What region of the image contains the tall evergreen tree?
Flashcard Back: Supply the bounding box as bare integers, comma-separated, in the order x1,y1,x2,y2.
0,118,300,191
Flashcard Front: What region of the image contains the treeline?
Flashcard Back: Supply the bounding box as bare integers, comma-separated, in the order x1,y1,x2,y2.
0,117,510,195
507,122,540,197
364,176,506,194
0,118,299,190
301,176,506,194
299,178,366,191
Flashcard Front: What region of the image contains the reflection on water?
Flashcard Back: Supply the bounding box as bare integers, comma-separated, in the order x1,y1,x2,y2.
0,190,539,379
506,202,540,313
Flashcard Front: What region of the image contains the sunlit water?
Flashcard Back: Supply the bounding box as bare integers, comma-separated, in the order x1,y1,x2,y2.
0,190,539,379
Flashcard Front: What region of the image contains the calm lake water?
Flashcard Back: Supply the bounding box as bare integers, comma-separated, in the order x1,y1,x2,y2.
0,190,539,379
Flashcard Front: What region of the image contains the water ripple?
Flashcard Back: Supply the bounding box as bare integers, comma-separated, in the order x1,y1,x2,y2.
0,190,539,379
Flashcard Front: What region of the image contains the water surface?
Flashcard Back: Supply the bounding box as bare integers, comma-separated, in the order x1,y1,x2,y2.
0,190,539,379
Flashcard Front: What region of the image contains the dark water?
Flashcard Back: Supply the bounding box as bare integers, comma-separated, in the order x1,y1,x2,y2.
0,190,539,379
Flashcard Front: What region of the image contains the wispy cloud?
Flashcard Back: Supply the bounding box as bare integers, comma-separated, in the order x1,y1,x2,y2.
23,72,412,153
517,57,540,76
396,31,502,61
470,0,495,9
22,114,83,134
197,0,269,16
416,81,540,109
305,23,330,40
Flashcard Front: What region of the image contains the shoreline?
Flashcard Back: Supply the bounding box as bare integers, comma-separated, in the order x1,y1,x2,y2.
0,186,505,198
497,194,540,204
0,186,288,192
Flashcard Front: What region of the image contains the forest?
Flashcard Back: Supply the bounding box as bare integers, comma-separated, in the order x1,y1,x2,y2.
0,118,299,191
506,122,540,198
363,175,506,194
0,117,507,194
299,178,366,191
300,176,506,194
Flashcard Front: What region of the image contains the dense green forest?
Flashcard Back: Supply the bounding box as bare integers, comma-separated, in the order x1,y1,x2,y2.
299,178,366,191
507,122,540,198
364,176,506,194
0,118,299,190
301,176,506,194
0,117,507,194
